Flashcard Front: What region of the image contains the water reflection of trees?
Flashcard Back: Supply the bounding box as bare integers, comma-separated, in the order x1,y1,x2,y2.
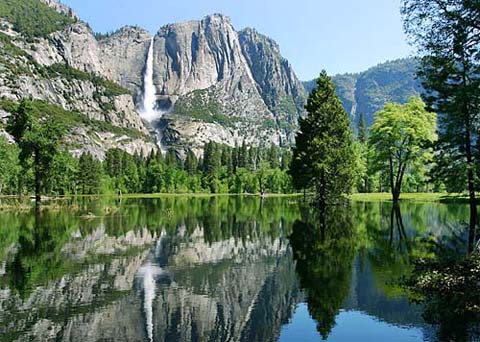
289,203,356,339
0,196,303,342
290,199,477,341
364,201,480,342
0,196,301,297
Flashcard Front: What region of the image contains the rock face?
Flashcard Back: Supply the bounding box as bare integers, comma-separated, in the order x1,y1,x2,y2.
39,0,79,19
98,26,152,103
1,1,308,156
146,14,305,149
239,28,306,125
0,12,156,158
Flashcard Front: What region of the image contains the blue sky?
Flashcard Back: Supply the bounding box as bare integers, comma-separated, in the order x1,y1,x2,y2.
62,0,412,80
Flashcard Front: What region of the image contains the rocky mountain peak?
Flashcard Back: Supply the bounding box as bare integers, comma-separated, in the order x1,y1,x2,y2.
103,26,151,41
153,13,254,96
0,3,309,154
39,0,78,19
238,27,307,125
239,27,281,53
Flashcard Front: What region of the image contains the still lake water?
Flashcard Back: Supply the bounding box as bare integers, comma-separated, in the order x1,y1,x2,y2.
0,196,474,341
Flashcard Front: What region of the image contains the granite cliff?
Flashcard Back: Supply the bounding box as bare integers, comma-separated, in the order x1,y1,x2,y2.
3,0,419,156
0,0,308,157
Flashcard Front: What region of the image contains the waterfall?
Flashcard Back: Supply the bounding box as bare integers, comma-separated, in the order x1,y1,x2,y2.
143,264,156,342
140,37,158,122
137,232,166,342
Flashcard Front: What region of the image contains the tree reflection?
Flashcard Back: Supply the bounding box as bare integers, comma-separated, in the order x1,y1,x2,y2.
0,196,301,298
406,245,480,341
289,203,356,339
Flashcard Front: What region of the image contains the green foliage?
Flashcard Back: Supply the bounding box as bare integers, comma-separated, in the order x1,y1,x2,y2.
290,204,356,339
357,112,367,143
402,0,480,193
174,89,239,126
402,0,480,252
6,99,65,201
289,71,356,205
46,151,78,195
0,98,145,139
0,136,20,194
0,0,75,39
369,97,437,202
1,107,293,196
78,153,102,194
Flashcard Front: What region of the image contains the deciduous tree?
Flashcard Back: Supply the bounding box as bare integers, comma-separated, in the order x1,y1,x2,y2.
369,97,437,204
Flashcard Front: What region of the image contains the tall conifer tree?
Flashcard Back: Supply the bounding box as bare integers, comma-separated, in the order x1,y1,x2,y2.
289,71,355,207
402,0,480,251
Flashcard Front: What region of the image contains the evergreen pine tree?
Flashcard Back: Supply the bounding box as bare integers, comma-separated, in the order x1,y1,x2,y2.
78,152,102,194
289,71,355,206
184,149,197,176
402,0,480,252
358,112,367,144
267,144,279,169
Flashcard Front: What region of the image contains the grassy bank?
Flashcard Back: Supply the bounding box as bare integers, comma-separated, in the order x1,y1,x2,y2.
350,192,471,203
0,192,472,212
0,192,304,211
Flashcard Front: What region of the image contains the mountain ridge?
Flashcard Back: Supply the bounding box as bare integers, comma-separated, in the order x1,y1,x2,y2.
303,58,421,127
0,0,419,158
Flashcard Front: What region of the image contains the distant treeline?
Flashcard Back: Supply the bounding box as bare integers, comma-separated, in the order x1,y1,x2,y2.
0,137,293,196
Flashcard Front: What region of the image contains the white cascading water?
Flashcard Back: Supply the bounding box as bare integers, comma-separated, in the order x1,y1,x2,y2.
140,37,158,122
143,264,156,342
137,232,166,342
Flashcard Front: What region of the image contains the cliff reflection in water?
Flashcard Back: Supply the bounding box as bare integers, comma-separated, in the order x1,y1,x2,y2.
0,196,301,342
0,197,475,342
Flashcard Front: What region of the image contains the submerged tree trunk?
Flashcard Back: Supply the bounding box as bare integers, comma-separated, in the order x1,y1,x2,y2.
389,156,401,205
465,128,477,254
34,151,42,204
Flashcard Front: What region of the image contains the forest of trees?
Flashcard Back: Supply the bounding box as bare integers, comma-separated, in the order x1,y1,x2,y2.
0,112,293,198
0,92,448,203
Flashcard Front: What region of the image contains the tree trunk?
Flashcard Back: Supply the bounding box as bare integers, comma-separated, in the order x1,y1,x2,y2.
389,206,394,245
34,151,42,204
461,63,477,254
388,156,399,205
465,134,477,254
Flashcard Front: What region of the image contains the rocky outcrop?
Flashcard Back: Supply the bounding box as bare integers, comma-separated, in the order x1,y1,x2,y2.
49,23,106,74
98,26,152,103
0,18,156,158
141,14,305,149
1,2,308,154
39,0,79,19
239,28,307,124
152,15,262,103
